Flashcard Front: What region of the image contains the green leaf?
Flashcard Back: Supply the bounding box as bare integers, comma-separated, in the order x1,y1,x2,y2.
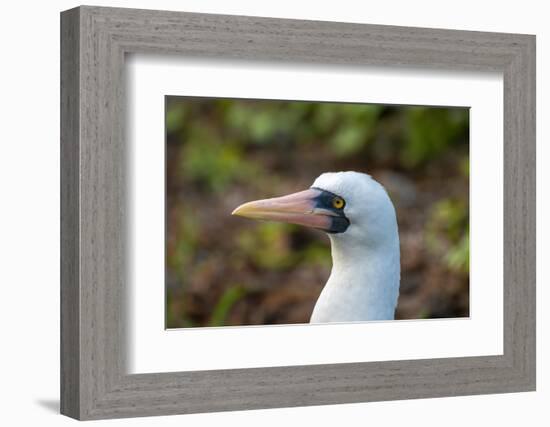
331,126,367,157
209,286,248,327
166,104,187,133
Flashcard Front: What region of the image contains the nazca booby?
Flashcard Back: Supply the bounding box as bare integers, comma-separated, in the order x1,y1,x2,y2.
232,171,400,323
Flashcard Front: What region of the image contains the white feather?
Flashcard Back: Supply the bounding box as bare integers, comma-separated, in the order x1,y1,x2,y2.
309,172,400,322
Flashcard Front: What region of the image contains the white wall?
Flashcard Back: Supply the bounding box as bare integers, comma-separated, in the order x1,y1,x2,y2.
0,0,546,425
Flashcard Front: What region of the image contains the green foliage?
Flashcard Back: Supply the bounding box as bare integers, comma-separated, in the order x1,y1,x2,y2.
209,285,248,327
167,211,200,282
401,107,468,168
417,308,431,319
167,99,468,175
236,222,296,270
325,104,382,157
301,243,332,266
166,103,188,133
426,198,469,274
178,136,254,192
445,231,469,273
224,101,309,143
459,155,470,177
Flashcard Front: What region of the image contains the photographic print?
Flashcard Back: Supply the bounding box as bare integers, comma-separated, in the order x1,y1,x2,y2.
165,97,469,328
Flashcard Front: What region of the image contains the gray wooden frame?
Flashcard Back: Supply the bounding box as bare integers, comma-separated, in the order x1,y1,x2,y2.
60,5,536,420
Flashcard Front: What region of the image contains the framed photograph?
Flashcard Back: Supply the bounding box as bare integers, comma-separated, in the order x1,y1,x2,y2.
60,6,535,420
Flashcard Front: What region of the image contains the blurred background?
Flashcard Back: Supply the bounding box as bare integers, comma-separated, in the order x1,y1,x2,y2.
165,97,469,328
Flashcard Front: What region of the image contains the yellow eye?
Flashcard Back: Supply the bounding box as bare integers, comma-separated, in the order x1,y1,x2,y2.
332,197,345,209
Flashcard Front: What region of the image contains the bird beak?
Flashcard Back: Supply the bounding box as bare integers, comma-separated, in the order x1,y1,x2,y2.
232,188,332,230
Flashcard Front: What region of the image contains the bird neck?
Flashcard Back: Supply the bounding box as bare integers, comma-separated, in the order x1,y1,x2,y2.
310,234,400,323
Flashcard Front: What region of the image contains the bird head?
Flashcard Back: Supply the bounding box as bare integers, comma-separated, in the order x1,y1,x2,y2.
232,171,398,248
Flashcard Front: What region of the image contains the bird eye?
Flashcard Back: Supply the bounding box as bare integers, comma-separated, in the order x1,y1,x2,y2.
332,197,345,209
